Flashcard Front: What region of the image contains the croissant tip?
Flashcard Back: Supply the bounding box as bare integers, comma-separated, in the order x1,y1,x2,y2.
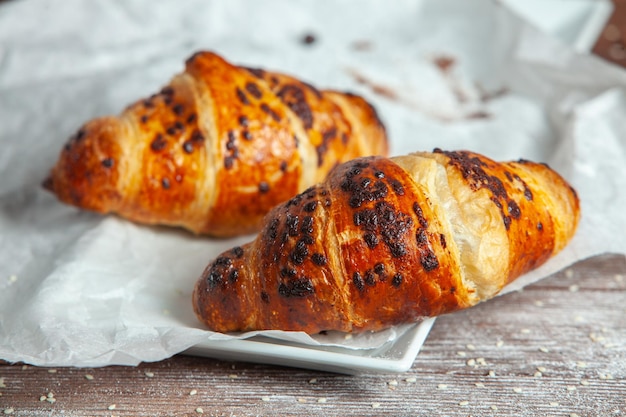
42,176,54,192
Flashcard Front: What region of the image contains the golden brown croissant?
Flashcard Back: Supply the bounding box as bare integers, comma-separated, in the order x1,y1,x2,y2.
44,51,388,237
193,149,580,334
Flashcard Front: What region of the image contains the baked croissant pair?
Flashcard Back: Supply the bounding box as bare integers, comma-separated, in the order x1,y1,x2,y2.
45,51,580,334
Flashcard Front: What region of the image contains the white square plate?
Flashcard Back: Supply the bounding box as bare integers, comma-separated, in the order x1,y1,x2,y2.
185,318,436,374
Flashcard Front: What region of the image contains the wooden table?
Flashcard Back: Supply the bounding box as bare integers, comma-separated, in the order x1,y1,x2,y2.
594,0,626,67
1,253,624,416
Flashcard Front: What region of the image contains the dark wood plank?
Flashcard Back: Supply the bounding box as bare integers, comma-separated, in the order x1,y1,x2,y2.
1,254,625,416
594,0,626,68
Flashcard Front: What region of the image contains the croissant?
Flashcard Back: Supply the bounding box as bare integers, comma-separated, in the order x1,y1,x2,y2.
43,51,388,237
193,149,580,334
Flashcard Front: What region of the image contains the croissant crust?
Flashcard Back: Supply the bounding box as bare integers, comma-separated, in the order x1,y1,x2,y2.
193,149,580,334
44,51,388,236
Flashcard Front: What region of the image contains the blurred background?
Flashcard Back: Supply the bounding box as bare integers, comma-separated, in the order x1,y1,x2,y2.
592,0,626,66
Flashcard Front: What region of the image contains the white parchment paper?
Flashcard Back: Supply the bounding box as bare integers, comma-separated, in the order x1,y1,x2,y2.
1,0,625,367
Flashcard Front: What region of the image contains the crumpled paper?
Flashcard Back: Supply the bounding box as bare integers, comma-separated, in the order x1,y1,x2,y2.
1,0,625,367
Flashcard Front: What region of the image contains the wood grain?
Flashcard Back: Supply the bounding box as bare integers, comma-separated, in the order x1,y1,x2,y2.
1,253,624,416
594,0,626,68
